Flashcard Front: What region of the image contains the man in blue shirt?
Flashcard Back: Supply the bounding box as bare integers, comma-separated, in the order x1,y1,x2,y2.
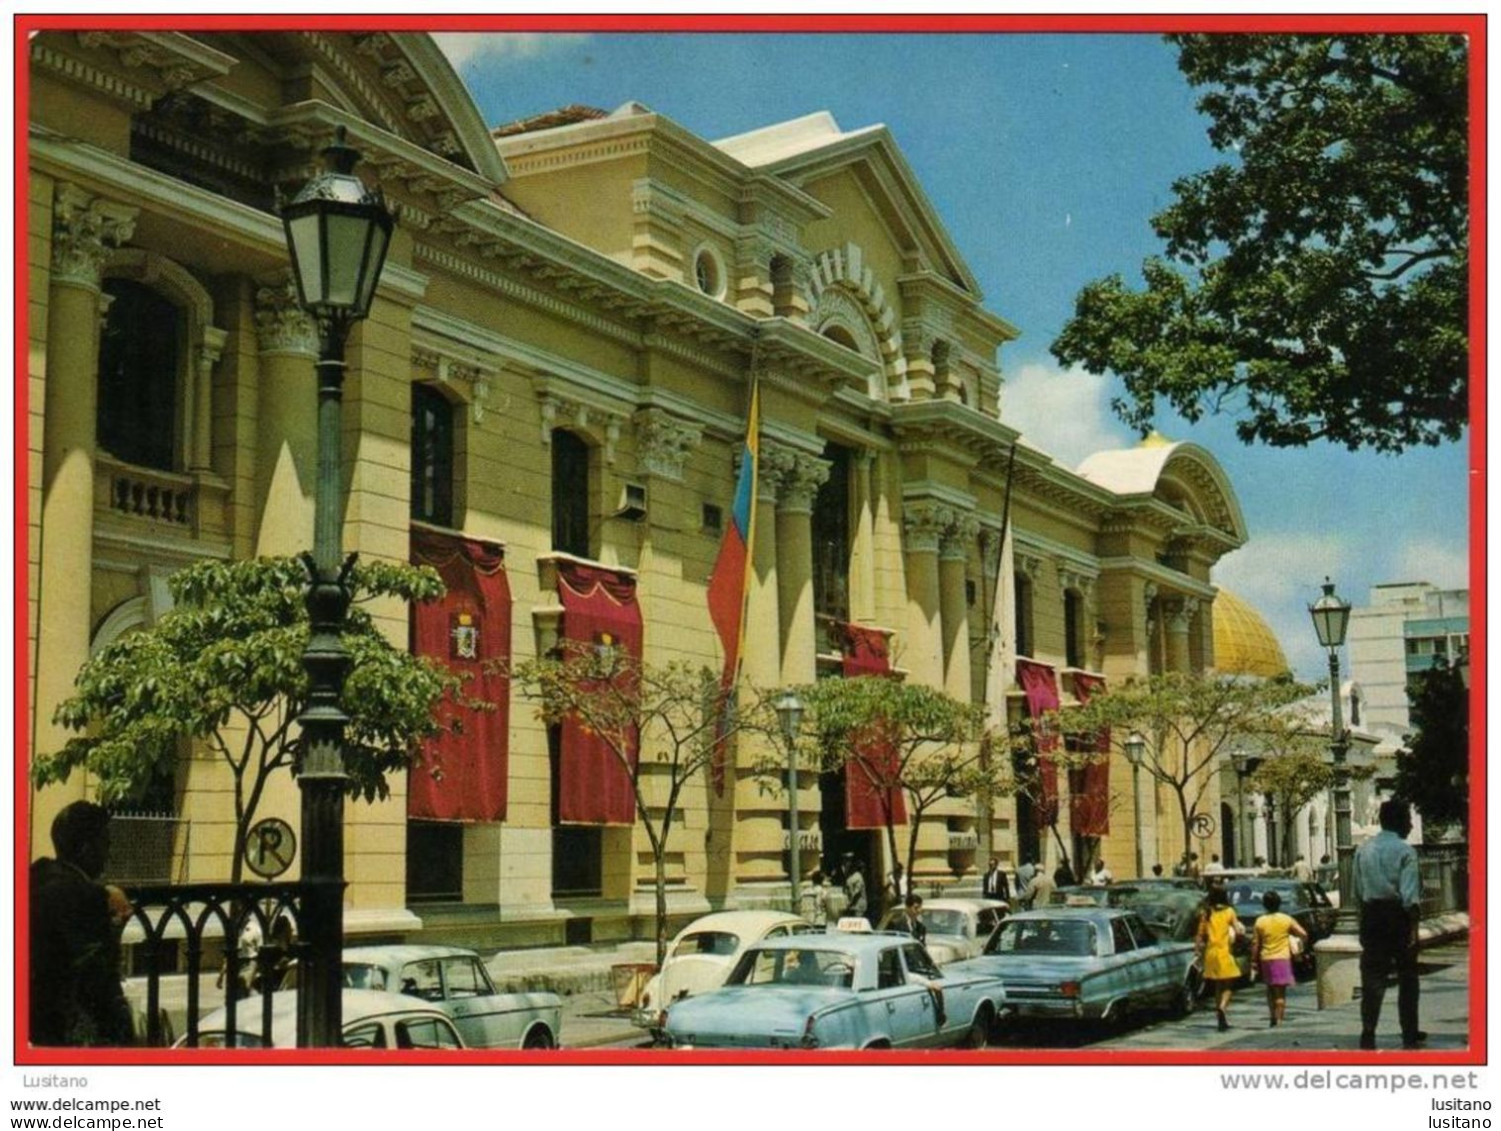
1352,799,1424,1050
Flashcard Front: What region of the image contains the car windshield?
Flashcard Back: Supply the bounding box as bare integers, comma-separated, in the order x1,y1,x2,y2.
921,910,967,936
342,964,389,992
1227,883,1308,911
985,919,1097,957
727,947,857,988
672,930,741,958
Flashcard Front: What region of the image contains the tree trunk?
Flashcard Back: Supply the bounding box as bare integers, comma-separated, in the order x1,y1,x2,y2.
655,850,668,968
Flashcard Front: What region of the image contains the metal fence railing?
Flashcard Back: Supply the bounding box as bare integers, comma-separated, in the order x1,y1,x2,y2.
1416,843,1468,918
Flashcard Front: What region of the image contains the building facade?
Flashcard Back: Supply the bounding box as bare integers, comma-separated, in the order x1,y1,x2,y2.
27,30,1247,948
1348,582,1470,734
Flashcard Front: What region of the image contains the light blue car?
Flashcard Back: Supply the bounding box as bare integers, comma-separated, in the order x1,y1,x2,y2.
660,933,1007,1050
948,907,1199,1024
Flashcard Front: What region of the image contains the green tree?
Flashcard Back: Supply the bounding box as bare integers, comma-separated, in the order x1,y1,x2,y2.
1052,34,1468,453
788,678,991,898
507,649,772,965
1247,728,1337,864
1395,656,1469,836
1057,673,1314,852
36,556,459,882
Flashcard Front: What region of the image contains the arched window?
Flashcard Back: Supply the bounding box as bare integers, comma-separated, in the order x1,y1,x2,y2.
551,429,592,557
97,278,180,471
411,384,455,527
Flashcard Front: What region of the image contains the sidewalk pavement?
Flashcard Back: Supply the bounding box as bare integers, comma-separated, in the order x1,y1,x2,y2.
1094,941,1471,1054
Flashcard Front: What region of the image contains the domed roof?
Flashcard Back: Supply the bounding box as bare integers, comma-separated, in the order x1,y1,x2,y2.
1213,589,1290,678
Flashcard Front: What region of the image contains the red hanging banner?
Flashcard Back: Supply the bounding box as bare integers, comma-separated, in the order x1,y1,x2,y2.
840,624,907,829
1067,671,1111,837
556,561,642,826
409,528,511,823
1016,658,1060,827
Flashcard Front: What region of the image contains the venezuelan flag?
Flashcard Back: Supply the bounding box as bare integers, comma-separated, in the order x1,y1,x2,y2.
706,380,759,793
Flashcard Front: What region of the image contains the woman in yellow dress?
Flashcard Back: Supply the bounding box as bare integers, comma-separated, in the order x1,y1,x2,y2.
1196,885,1244,1031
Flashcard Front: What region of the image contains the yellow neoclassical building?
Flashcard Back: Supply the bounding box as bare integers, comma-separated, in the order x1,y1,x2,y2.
27,29,1249,948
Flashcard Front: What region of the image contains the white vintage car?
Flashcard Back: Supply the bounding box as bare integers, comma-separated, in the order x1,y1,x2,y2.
632,910,819,1032
874,898,1009,964
184,988,466,1049
342,945,562,1049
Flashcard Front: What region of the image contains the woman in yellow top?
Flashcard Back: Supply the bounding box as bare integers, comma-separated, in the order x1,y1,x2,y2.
1196,885,1243,1031
1252,889,1309,1027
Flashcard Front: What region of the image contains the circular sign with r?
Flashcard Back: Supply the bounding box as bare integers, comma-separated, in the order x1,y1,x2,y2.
245,817,297,879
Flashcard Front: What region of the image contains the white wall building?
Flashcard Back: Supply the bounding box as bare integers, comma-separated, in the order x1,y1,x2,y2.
1347,582,1470,733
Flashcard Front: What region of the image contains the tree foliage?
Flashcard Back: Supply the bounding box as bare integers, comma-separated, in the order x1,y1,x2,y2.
507,648,773,964
787,678,992,887
1395,656,1469,835
1057,672,1314,851
1052,34,1469,452
37,556,459,882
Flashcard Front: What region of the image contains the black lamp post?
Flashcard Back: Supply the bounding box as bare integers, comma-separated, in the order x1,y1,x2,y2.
776,690,805,913
1309,577,1354,931
1124,731,1146,878
280,126,393,1046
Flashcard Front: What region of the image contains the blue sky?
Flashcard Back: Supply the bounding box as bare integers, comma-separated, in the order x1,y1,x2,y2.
436,30,1473,681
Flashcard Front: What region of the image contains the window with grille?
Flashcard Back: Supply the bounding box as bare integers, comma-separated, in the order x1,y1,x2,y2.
410,384,454,526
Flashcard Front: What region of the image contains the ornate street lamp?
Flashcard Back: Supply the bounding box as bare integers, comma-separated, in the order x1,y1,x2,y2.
280,126,393,1046
1309,578,1355,931
1124,731,1146,879
776,690,805,913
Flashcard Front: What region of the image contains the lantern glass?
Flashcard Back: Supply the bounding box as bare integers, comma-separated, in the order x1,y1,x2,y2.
1308,580,1351,649
775,692,804,745
1124,731,1145,767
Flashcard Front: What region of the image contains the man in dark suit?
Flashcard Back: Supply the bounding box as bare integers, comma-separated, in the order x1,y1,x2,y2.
30,801,134,1047
981,856,1011,904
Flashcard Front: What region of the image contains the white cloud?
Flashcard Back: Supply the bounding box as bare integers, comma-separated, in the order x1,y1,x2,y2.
1389,539,1471,591
433,32,589,72
1001,361,1130,468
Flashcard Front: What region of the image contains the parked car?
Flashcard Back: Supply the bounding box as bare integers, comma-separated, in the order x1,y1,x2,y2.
1112,876,1205,892
659,933,1007,1050
874,898,1009,963
1224,879,1338,974
183,988,466,1049
950,907,1198,1024
1048,886,1112,907
633,910,819,1032
340,945,562,1048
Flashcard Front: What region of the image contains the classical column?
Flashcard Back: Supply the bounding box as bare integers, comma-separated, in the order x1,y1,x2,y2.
902,501,950,688
33,186,137,853
1166,597,1199,673
938,514,977,702
769,446,829,687
253,276,319,557
850,449,877,624
189,328,227,473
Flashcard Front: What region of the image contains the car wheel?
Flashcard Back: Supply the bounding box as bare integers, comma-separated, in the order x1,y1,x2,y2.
522,1026,555,1050
1170,979,1196,1019
961,1004,995,1050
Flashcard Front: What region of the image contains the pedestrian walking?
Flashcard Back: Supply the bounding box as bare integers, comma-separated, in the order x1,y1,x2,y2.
1291,854,1312,882
1196,885,1243,1031
809,870,830,928
1251,888,1308,1028
1021,867,1055,911
1086,859,1112,886
1016,859,1036,895
981,857,1011,904
1353,799,1424,1050
1204,854,1225,876
885,862,909,915
842,854,868,924
29,801,135,1047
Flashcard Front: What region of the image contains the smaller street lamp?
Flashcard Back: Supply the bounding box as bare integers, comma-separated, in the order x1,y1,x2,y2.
775,690,805,913
1308,577,1355,932
1124,731,1146,879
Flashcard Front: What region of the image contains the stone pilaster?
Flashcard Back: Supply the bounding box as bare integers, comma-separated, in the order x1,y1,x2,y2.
1167,596,1198,673
766,445,829,686
902,500,951,688
252,275,318,557
33,186,137,854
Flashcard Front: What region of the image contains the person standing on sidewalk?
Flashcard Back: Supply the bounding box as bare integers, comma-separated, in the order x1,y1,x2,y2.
1251,889,1308,1027
1197,885,1243,1031
1353,799,1424,1050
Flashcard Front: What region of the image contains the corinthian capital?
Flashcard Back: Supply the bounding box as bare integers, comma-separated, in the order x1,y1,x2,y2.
254,274,317,356
635,408,702,482
903,500,956,554
51,185,137,290
763,444,829,514
939,512,980,561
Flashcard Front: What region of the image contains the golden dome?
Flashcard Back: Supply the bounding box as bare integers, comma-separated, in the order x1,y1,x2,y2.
1212,589,1290,678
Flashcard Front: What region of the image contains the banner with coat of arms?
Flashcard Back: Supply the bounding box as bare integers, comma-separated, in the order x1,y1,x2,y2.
409,527,511,822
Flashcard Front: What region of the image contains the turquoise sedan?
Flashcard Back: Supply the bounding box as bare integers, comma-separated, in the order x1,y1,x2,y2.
949,907,1199,1024
659,932,1007,1050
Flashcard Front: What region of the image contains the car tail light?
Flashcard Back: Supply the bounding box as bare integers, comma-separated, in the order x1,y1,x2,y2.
800,1015,820,1049
1060,981,1081,999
